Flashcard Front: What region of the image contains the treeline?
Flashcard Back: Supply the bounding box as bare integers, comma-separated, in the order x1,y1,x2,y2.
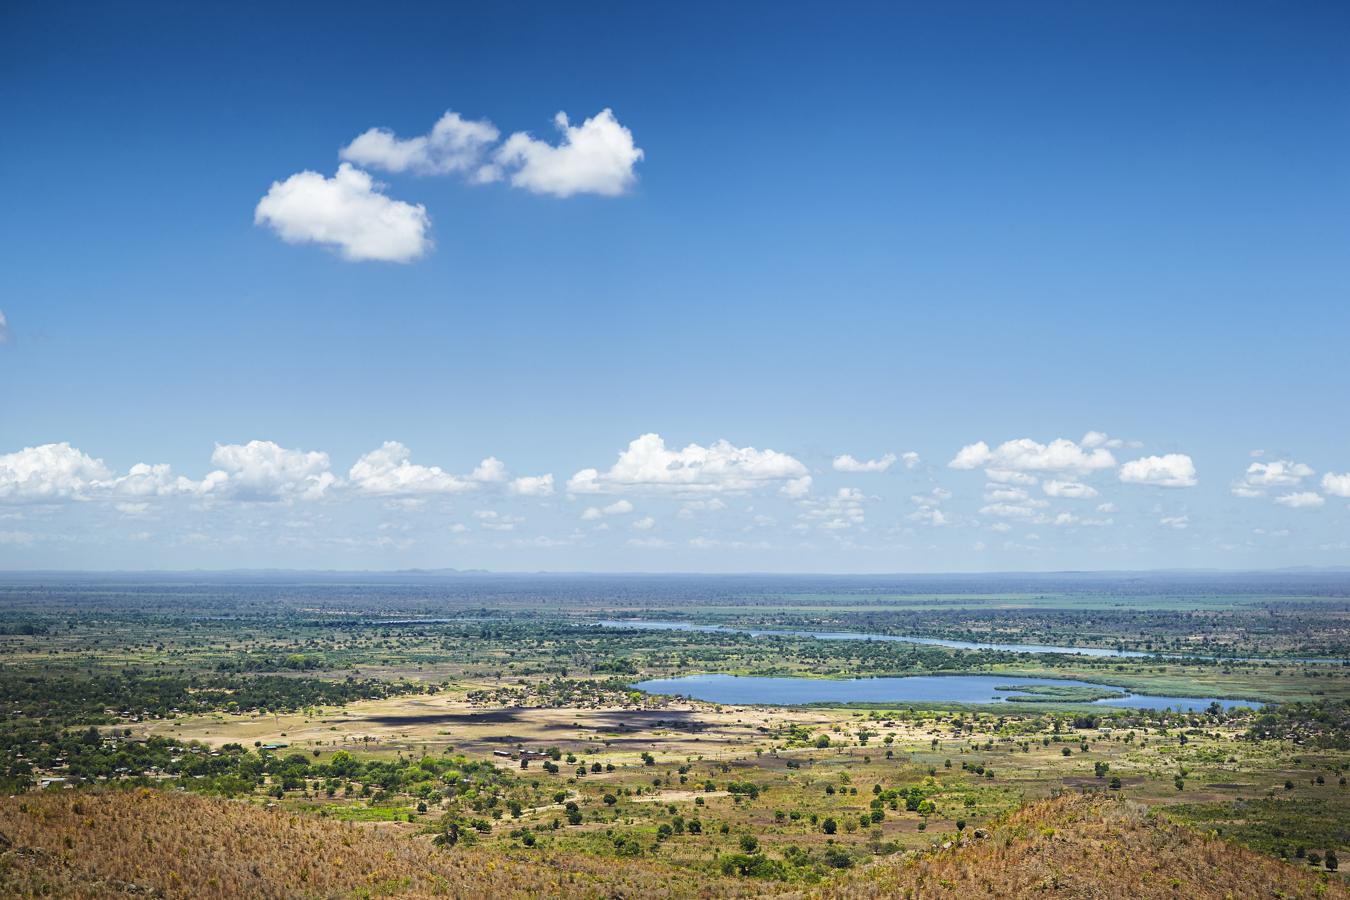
0,724,515,804
0,670,430,726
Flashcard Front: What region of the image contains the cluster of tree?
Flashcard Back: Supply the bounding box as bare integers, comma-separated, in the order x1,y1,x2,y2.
1246,700,1350,750
466,676,644,709
0,724,518,807
0,671,429,726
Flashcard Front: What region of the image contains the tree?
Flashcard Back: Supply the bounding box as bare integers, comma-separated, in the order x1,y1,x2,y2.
822,817,837,834
433,819,462,848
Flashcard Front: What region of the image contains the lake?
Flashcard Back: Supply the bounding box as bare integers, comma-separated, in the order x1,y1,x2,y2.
631,673,1262,711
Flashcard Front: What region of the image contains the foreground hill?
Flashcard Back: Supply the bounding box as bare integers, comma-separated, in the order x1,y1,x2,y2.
0,789,1342,899
818,793,1345,899
0,789,740,899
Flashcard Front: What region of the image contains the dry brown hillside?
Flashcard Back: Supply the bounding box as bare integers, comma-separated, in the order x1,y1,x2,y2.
0,790,1342,899
0,789,739,899
814,793,1346,900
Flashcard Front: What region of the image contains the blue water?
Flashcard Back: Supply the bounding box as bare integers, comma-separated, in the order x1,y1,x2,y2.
596,620,1343,664
632,673,1261,711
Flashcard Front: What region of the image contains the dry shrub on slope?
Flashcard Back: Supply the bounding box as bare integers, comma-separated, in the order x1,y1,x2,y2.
810,793,1346,900
0,790,1342,899
0,788,742,899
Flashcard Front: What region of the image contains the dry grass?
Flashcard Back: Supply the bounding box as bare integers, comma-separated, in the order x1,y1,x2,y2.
1,789,1341,899
815,793,1346,900
0,789,742,899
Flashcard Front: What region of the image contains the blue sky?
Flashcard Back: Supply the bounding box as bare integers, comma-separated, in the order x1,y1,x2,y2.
1,1,1347,571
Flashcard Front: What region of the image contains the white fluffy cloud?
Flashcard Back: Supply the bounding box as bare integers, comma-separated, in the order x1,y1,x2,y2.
0,443,110,501
1232,460,1315,498
348,441,472,496
210,440,338,501
833,453,896,473
1080,430,1124,449
568,433,807,495
509,474,555,497
1323,472,1350,498
1274,491,1324,509
582,499,635,520
985,468,1038,486
984,486,1037,504
340,111,499,175
0,310,8,343
949,437,1116,473
1119,454,1197,488
254,164,431,262
471,457,508,484
0,442,316,504
1042,479,1099,499
102,462,224,498
980,503,1042,519
1159,514,1190,529
1244,460,1314,487
490,109,643,198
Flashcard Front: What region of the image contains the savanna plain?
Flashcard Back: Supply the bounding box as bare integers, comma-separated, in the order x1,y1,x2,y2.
0,572,1347,898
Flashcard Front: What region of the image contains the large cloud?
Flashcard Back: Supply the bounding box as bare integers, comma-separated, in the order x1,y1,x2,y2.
348,441,475,496
490,109,643,198
0,443,268,503
340,111,499,176
0,443,110,501
949,437,1116,473
568,433,807,495
1119,454,1197,488
254,164,431,262
209,440,338,501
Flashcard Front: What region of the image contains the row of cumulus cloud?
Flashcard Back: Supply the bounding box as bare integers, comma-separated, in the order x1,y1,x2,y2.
7,432,1330,513
254,107,643,263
